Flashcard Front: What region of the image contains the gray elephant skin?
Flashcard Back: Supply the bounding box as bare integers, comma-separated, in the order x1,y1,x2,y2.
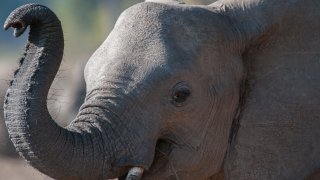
3,0,320,179
0,60,86,157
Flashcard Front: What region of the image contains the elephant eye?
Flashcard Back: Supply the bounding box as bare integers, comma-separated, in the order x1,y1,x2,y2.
173,90,190,103
171,82,191,107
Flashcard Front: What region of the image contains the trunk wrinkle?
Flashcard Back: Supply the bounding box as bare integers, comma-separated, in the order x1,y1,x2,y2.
3,4,125,179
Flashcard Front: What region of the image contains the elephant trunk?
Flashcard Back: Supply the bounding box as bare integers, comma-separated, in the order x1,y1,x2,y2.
4,4,130,179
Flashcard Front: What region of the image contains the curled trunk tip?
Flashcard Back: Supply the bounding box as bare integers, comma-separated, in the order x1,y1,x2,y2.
4,3,58,37
4,21,27,37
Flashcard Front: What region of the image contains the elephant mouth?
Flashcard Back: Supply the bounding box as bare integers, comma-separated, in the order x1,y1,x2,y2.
117,139,174,180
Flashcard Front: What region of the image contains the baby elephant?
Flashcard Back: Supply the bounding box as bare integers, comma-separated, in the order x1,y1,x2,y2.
3,0,320,179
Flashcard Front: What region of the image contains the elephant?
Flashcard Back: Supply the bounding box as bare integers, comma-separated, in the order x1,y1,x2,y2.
3,0,320,179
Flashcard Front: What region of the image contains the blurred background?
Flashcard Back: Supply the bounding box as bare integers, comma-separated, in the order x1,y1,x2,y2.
0,0,214,179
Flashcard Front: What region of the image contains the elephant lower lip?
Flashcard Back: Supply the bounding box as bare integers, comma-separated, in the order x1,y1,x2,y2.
116,139,173,179
154,139,174,158
143,139,174,176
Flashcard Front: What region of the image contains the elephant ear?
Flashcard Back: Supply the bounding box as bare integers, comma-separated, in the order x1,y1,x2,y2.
145,0,185,4
218,0,320,179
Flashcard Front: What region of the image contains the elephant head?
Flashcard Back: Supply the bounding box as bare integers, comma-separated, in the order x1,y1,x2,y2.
4,2,242,179
4,0,320,179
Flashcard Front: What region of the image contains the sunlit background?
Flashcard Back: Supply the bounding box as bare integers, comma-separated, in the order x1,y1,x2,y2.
0,0,214,179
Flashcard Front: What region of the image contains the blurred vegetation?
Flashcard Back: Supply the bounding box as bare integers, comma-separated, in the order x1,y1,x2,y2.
0,0,214,62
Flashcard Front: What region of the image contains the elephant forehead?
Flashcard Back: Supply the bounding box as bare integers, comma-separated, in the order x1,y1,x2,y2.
84,33,168,93
84,44,193,95
84,2,225,92
112,2,221,45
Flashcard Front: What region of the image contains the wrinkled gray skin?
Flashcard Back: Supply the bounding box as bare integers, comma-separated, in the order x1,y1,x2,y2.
0,61,85,157
3,0,320,179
